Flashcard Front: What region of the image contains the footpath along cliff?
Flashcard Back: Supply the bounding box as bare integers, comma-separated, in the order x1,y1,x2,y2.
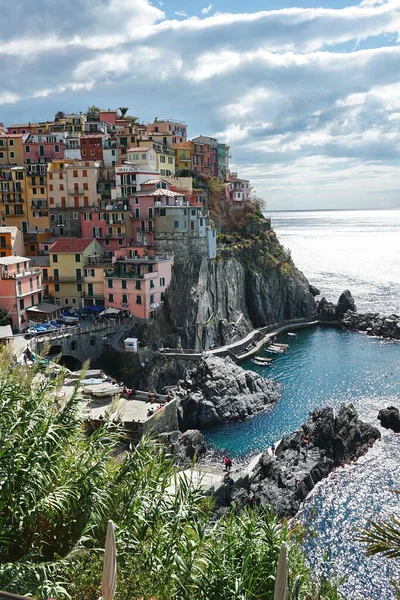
151,218,316,350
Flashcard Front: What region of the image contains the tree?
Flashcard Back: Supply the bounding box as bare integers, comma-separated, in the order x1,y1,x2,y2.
118,107,129,118
86,105,100,121
54,111,65,122
0,309,9,326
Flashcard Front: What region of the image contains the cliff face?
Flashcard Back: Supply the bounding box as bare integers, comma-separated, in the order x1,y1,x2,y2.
152,219,316,350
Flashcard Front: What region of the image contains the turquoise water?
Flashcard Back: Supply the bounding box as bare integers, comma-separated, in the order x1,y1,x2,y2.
205,327,400,599
205,327,400,456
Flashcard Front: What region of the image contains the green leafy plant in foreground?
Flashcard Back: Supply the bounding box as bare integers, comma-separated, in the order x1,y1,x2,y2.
0,348,339,599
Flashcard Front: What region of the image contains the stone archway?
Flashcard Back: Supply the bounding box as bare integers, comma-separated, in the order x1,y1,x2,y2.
58,354,82,371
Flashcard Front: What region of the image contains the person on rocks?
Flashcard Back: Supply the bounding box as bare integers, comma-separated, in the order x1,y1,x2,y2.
147,408,155,418
224,455,232,471
271,443,276,456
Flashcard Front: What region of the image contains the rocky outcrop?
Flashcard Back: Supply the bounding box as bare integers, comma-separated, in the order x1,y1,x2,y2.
173,355,279,430
341,310,400,339
336,290,357,319
158,429,207,466
316,297,337,321
138,356,200,393
309,284,321,297
222,404,380,517
150,220,316,350
378,406,400,432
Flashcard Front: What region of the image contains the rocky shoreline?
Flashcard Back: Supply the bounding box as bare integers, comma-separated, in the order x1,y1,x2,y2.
215,404,381,517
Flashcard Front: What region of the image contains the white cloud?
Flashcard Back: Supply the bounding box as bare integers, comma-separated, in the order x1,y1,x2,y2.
175,10,189,17
0,92,20,105
201,4,213,15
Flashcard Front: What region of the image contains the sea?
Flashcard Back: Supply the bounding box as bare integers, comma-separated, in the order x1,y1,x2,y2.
205,209,400,599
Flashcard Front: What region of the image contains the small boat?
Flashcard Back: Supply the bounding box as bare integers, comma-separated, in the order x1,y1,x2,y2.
268,346,286,353
265,348,281,354
83,384,123,397
287,332,297,337
255,356,274,363
271,343,289,349
252,359,272,366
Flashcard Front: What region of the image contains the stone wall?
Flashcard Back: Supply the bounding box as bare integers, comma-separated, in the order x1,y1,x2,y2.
142,398,179,434
154,232,209,264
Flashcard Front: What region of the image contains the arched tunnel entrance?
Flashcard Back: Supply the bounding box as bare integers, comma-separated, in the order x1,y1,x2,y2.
45,346,82,371
58,355,82,372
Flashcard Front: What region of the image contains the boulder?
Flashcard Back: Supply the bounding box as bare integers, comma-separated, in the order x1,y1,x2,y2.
158,429,207,466
176,356,279,430
309,284,321,297
336,290,357,319
317,297,337,321
378,406,400,433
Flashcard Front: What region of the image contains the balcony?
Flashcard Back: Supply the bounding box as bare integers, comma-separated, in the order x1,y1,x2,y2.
31,200,48,209
0,267,40,280
105,269,157,280
68,188,85,195
16,285,45,297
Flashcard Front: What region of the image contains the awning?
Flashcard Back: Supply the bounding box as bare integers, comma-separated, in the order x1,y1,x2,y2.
85,305,103,313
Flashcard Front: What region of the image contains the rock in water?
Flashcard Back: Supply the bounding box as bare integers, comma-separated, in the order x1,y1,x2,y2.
336,290,357,319
309,284,321,297
378,406,400,433
226,404,380,517
175,355,279,430
317,297,337,321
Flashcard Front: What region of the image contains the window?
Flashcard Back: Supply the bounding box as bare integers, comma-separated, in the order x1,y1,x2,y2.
25,146,30,153
108,279,113,288
141,153,146,159
191,210,196,216
160,208,166,217
49,197,54,205
168,157,173,164
148,207,153,218
83,170,87,177
108,293,114,302
135,197,139,205
49,173,53,180
83,182,88,190
9,140,14,147
32,188,37,195
135,208,140,218
160,277,165,287
135,281,141,290
77,283,82,292
122,294,128,304
190,221,195,231
160,156,165,163
73,170,78,177
53,254,58,263
75,254,81,262
150,294,155,304
55,283,60,292
200,218,204,226
84,213,92,221
122,280,127,289
9,152,15,159
82,149,86,156
19,298,24,310
73,212,78,219
174,221,179,229
136,295,142,304
0,152,3,159
59,184,64,191
161,292,165,301
0,237,5,248
55,145,59,152
150,280,155,289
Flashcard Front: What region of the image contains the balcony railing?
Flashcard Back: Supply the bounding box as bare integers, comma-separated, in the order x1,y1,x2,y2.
31,201,48,209
68,189,85,195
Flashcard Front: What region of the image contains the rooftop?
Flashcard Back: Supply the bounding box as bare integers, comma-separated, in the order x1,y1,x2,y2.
0,226,18,233
0,325,13,339
0,256,29,266
26,303,62,315
50,238,97,253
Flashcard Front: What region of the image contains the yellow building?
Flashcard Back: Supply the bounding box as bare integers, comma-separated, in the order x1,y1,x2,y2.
172,142,193,172
0,167,28,231
50,113,86,135
47,159,100,236
0,226,24,257
131,140,176,176
82,261,109,309
26,171,50,231
0,134,26,167
49,238,104,307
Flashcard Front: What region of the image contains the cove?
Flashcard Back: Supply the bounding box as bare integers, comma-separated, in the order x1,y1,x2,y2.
204,327,400,457
205,327,400,599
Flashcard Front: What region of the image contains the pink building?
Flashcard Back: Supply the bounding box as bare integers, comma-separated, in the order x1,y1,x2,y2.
104,246,173,320
24,134,64,165
0,256,44,331
80,209,133,253
226,173,251,206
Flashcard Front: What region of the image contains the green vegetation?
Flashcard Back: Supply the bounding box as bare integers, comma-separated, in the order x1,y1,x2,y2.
0,308,9,326
0,349,339,599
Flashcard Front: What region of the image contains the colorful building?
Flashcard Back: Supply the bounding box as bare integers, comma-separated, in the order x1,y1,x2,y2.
47,159,100,236
25,170,50,232
127,143,176,177
80,208,133,252
172,141,193,172
49,238,104,307
0,256,44,332
0,134,27,167
226,173,251,206
23,134,65,165
217,143,230,179
0,167,27,231
0,226,24,257
147,119,187,142
191,136,218,176
80,134,104,161
104,246,173,320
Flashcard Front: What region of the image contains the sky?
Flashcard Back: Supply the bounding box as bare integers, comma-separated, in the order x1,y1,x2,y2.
1,0,400,210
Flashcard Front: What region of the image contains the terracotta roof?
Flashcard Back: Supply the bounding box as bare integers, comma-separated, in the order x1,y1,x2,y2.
50,238,95,253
